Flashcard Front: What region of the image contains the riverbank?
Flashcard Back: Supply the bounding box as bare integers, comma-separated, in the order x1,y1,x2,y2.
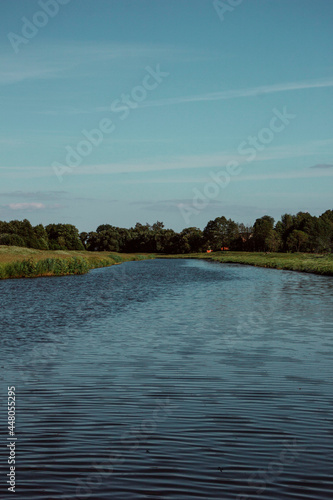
0,246,155,279
2,247,333,279
160,251,333,276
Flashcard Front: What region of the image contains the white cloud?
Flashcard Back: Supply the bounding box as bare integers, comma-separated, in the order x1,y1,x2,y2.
140,77,333,109
1,138,332,180
39,77,333,116
310,163,333,169
117,168,333,185
7,202,45,210
0,191,67,199
58,138,333,176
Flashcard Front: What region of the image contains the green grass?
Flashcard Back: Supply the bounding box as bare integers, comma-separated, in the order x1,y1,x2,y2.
0,246,155,280
1,246,332,279
159,251,333,276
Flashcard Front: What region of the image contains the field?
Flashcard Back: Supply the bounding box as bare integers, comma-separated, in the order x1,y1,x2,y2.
0,246,154,280
160,251,333,276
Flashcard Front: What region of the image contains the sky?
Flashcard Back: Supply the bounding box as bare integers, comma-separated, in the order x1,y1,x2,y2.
0,0,332,232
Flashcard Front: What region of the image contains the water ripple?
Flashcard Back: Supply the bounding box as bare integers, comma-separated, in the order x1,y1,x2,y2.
0,259,332,499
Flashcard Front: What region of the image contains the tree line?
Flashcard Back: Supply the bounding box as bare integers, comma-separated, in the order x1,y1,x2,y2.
0,210,332,254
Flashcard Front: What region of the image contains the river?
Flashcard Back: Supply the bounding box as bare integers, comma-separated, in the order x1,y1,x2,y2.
1,258,333,499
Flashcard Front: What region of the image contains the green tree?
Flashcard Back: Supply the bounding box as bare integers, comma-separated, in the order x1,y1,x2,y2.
203,216,238,250
253,216,275,251
33,224,49,249
46,224,84,250
79,232,88,249
180,227,204,253
0,233,26,247
318,210,333,252
275,214,294,251
286,230,309,252
265,229,281,252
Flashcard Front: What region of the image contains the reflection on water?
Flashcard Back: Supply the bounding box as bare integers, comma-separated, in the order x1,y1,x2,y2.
1,259,333,499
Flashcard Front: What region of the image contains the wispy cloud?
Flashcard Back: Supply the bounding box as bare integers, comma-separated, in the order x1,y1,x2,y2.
139,77,333,109
6,202,45,210
0,190,68,199
131,199,263,216
1,202,64,213
310,163,333,169
57,138,333,176
1,138,332,180
120,168,333,185
230,169,333,183
55,77,333,116
0,138,26,146
0,42,203,85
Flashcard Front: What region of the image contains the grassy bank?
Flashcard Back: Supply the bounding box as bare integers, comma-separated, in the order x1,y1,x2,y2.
2,246,332,279
0,246,155,280
160,251,333,276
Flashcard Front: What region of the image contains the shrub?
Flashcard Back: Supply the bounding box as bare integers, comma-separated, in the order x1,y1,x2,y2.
0,233,26,247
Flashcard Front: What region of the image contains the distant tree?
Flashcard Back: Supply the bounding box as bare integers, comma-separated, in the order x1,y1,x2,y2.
232,223,254,251
151,221,166,252
85,232,99,251
96,224,113,233
86,230,119,251
265,229,281,252
318,210,333,252
253,216,275,251
226,220,240,249
275,213,294,251
203,216,238,250
129,223,155,252
33,224,49,249
79,232,88,249
180,227,204,253
286,230,309,252
152,221,164,231
46,224,84,251
171,233,191,254
321,209,333,224
155,229,177,253
0,219,49,249
1,209,331,255
0,233,26,247
204,216,227,250
293,212,315,234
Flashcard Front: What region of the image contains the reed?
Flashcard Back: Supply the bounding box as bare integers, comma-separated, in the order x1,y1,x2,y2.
0,257,91,279
159,251,333,276
0,246,155,280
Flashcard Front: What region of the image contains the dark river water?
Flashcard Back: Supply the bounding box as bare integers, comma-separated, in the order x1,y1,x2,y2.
1,258,333,499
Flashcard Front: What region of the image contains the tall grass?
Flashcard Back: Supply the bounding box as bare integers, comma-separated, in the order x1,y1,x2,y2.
1,247,332,279
209,252,333,276
108,253,156,263
159,252,333,276
0,257,92,279
0,251,156,280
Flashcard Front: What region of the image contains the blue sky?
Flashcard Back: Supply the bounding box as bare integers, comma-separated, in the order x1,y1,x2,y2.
0,0,332,232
